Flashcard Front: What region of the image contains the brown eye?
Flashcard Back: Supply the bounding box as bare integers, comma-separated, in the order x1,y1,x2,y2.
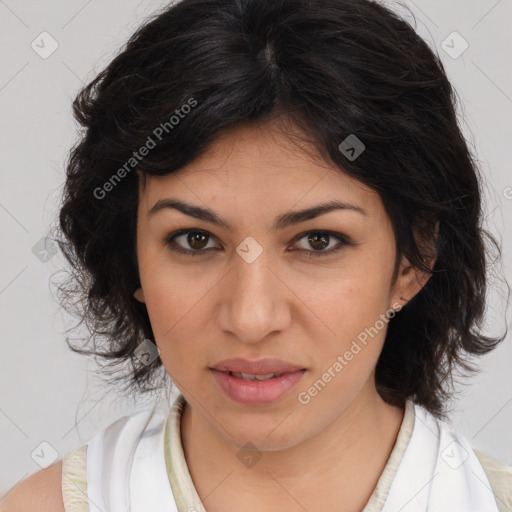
307,232,330,251
187,231,209,250
292,231,350,257
165,229,220,256
165,229,350,258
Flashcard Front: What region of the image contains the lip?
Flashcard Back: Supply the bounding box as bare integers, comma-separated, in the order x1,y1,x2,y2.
210,357,306,375
210,368,306,405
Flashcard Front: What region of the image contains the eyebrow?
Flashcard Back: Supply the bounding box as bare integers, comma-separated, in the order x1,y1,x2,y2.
148,198,367,231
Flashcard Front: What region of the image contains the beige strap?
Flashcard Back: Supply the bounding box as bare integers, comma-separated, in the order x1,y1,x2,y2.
474,448,512,512
61,445,89,511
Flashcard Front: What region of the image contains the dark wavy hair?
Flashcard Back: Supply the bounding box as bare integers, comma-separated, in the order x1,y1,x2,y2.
51,0,508,419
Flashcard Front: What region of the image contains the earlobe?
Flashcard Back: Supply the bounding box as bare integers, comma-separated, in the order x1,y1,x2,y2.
133,286,145,303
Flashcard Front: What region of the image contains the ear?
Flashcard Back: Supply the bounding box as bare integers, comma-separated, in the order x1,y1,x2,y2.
390,257,433,309
133,286,145,303
390,220,438,310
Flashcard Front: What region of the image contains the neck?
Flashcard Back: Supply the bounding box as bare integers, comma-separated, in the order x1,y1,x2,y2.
180,382,405,511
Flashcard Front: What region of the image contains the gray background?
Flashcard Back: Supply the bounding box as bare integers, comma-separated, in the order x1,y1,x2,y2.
0,0,511,495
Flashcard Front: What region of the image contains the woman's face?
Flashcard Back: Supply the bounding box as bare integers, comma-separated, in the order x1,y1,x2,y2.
134,119,422,450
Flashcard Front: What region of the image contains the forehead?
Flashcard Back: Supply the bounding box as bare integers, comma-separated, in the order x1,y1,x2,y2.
138,120,382,217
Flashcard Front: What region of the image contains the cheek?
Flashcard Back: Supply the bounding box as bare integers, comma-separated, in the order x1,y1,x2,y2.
144,275,201,338
299,277,392,408
137,241,203,332
302,259,394,362
140,265,214,372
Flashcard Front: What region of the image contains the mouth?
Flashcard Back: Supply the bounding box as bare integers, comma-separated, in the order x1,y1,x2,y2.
223,370,289,380
209,368,307,405
210,357,306,375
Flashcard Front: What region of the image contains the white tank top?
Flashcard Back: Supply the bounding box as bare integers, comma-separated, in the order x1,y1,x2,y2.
86,398,178,512
63,392,504,512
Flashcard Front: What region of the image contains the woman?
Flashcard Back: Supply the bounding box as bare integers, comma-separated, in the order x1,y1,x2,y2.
3,0,511,510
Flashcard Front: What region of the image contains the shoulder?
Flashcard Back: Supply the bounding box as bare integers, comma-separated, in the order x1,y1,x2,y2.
0,460,64,512
1,401,172,512
473,448,512,512
1,444,90,512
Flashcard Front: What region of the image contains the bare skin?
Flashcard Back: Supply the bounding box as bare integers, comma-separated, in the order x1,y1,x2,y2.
133,117,434,511
181,374,404,511
0,461,64,512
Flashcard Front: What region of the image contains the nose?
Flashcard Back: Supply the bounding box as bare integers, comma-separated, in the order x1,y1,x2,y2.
215,247,292,344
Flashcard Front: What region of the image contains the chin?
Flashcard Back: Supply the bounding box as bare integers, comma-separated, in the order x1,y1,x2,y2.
217,411,308,450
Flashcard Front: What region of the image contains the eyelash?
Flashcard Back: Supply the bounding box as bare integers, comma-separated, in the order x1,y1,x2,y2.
164,229,351,258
